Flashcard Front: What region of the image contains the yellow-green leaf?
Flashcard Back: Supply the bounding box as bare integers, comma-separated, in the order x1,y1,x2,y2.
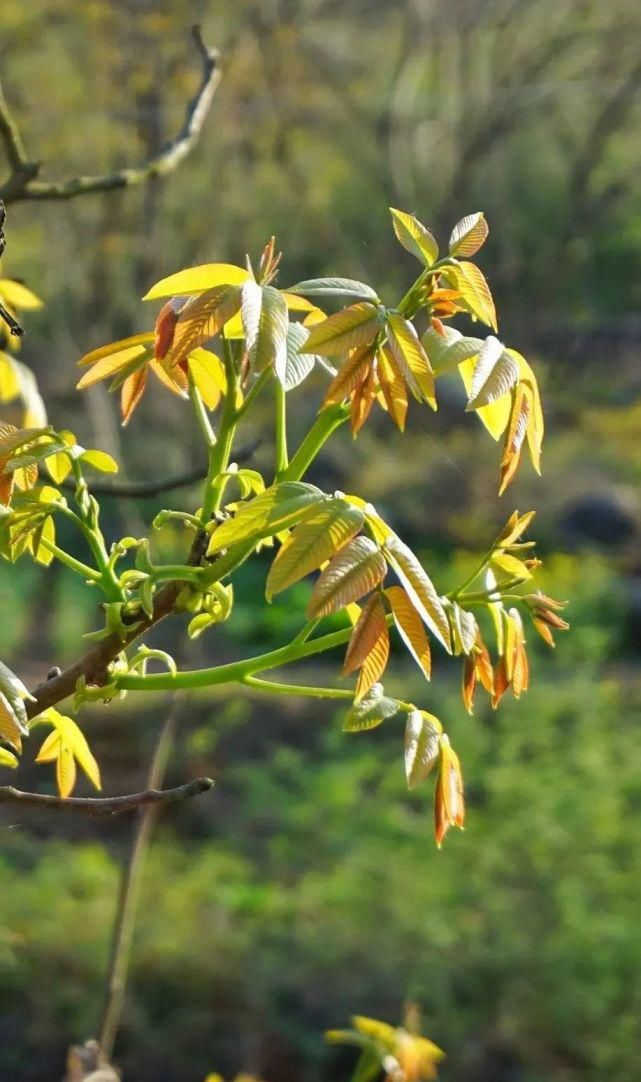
77,332,154,369
0,278,44,310
80,449,119,474
0,747,18,768
384,535,451,652
302,302,384,357
385,585,431,680
35,708,101,796
142,263,249,301
446,261,497,330
207,482,324,556
187,348,226,410
308,536,387,618
389,208,439,266
266,499,364,600
386,313,435,407
448,212,489,258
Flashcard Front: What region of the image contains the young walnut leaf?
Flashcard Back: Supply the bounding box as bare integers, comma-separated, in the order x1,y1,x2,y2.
323,343,376,406
385,585,431,680
35,708,101,798
404,708,441,789
266,498,364,600
142,263,249,301
284,323,320,391
389,208,439,266
286,277,379,301
376,347,408,431
466,336,519,411
445,261,497,330
171,284,242,362
448,213,489,258
308,536,387,618
0,658,34,746
343,683,400,731
384,535,451,652
385,313,436,408
499,383,530,495
187,348,226,410
207,482,324,556
302,303,384,357
343,593,390,701
241,282,289,382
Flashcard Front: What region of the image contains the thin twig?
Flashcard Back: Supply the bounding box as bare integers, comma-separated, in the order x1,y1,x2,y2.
60,439,259,499
0,776,213,815
0,26,220,204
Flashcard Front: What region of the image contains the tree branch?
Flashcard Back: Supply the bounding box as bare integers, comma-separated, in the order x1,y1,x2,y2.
0,776,214,816
61,440,259,499
0,26,220,204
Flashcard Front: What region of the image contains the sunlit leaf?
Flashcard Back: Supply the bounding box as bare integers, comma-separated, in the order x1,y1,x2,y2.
77,332,154,369
323,343,375,406
448,213,489,258
386,313,435,407
343,594,390,701
171,284,242,362
35,708,101,797
343,683,400,731
376,347,408,431
499,383,530,495
80,449,119,474
286,277,379,301
384,535,451,651
0,278,44,310
266,498,364,600
142,263,249,301
466,336,519,411
445,261,497,330
385,585,431,680
404,708,441,788
389,208,438,266
243,284,289,382
207,482,324,556
284,323,320,391
303,303,384,357
308,536,387,617
121,366,147,426
0,746,18,768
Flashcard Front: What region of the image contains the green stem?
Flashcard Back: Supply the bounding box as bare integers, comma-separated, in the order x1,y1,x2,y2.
207,339,239,515
242,674,353,701
274,379,288,479
116,620,369,693
280,403,350,483
235,369,270,419
37,537,102,582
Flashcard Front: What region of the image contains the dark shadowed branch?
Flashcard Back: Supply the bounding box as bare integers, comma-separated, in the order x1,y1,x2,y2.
0,26,220,204
0,776,214,815
61,439,260,499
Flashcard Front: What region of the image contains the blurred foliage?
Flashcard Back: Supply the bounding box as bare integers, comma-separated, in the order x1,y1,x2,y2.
1,560,639,1082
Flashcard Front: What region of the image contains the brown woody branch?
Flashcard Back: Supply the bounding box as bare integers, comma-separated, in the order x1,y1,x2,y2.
26,529,210,719
0,777,214,815
0,26,220,204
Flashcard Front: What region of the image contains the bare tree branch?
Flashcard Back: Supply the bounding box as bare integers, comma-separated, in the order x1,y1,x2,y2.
0,26,220,204
0,776,214,815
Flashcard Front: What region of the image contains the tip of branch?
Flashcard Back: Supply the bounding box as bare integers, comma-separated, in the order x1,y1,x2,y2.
191,24,220,65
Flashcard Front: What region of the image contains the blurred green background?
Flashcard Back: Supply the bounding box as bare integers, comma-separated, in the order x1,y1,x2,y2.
2,1,641,1080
